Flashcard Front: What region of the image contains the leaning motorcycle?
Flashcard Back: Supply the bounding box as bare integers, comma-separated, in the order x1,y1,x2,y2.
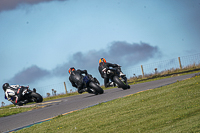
106,66,130,90
83,74,104,95
9,86,43,105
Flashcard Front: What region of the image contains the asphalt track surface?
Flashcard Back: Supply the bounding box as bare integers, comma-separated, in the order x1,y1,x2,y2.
0,73,199,132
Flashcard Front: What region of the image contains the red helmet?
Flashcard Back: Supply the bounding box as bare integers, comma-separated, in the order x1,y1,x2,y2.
68,67,75,74
99,58,106,64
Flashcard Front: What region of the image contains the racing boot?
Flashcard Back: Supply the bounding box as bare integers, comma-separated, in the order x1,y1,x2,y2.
17,100,28,106
106,82,114,88
78,88,86,94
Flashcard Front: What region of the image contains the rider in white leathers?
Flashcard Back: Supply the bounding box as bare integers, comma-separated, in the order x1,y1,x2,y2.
3,83,29,106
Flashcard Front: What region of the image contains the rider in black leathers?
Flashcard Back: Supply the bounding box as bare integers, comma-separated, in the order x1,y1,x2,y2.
98,58,125,88
68,67,88,94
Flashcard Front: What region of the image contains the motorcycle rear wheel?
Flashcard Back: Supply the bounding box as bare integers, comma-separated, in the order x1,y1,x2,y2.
113,76,128,90
89,82,104,94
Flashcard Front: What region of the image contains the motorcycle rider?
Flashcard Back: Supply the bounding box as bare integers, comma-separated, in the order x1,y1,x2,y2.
2,83,29,106
68,67,89,94
98,58,125,88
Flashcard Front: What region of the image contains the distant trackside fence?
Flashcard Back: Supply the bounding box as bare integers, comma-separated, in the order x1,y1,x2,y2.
123,53,200,78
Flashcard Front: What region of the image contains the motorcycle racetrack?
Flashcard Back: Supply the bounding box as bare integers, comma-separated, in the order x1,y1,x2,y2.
0,73,199,132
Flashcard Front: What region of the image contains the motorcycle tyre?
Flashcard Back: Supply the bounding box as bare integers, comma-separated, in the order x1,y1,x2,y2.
113,76,128,90
89,82,104,94
30,92,43,103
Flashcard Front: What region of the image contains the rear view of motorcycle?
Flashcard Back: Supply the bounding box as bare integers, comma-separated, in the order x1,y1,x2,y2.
83,74,104,95
107,66,130,90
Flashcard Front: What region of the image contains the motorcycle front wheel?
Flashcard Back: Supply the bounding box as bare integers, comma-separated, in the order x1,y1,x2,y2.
30,92,43,103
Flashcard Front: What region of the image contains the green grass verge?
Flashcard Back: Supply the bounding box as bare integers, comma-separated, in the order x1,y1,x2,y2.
43,92,79,102
0,105,37,117
16,74,200,132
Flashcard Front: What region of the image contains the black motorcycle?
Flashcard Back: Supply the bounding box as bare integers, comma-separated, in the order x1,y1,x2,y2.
83,74,104,95
106,66,130,90
9,86,43,106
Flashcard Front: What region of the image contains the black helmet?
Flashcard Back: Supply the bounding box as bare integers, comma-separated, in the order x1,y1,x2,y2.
3,83,9,91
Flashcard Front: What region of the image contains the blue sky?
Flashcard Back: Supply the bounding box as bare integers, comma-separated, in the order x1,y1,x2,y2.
1,0,200,104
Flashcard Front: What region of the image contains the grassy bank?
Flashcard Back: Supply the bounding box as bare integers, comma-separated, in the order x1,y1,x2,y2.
16,73,200,132
0,105,35,117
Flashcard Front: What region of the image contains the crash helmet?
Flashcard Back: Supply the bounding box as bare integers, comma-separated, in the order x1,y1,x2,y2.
2,83,10,91
99,58,106,64
68,67,75,74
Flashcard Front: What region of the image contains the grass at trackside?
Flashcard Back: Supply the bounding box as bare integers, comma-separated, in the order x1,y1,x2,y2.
0,105,34,117
43,91,79,102
16,73,200,132
0,69,200,118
